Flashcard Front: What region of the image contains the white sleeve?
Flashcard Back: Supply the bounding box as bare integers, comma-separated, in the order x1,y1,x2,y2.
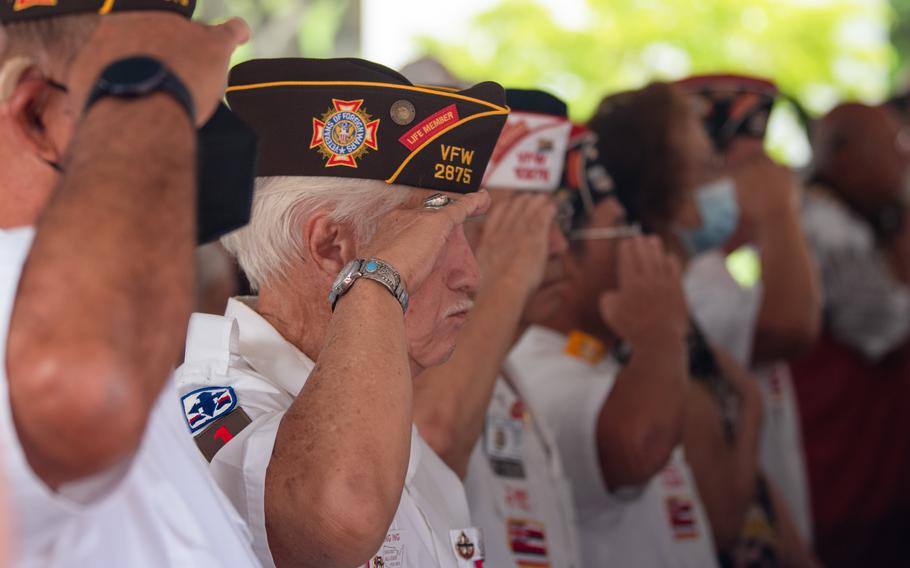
0,228,135,555
176,316,292,568
208,406,283,567
507,347,619,522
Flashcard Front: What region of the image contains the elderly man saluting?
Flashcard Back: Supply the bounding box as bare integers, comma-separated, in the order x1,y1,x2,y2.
175,58,509,568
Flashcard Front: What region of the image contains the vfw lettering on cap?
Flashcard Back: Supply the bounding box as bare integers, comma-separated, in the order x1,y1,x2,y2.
484,113,572,192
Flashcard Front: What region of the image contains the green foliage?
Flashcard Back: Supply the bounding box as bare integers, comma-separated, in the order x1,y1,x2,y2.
421,0,894,122
891,0,910,77
197,0,358,65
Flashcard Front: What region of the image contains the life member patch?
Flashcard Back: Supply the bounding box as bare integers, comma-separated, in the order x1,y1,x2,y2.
182,386,238,433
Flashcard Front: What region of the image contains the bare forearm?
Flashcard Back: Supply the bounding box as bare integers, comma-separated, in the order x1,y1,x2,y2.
7,95,195,485
683,383,755,551
686,355,763,549
414,278,527,477
267,282,412,568
598,332,688,487
753,211,820,363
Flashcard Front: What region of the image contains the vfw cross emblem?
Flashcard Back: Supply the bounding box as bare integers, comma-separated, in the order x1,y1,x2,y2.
182,386,238,433
310,99,380,168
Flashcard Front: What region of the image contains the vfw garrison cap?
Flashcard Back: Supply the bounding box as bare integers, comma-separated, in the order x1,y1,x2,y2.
226,58,510,194
483,88,572,193
0,0,194,22
675,74,779,150
559,124,616,228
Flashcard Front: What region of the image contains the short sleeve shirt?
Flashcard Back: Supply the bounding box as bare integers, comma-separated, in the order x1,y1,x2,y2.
464,376,581,568
0,228,260,567
174,297,484,568
507,326,718,568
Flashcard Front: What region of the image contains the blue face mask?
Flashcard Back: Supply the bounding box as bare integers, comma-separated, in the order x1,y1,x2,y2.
676,177,740,256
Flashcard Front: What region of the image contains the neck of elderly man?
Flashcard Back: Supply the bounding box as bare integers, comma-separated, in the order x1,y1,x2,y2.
224,175,481,376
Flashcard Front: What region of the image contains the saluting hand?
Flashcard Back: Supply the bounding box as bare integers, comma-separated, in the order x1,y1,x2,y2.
598,235,689,344
473,193,557,299
364,190,491,294
68,13,250,125
731,154,800,240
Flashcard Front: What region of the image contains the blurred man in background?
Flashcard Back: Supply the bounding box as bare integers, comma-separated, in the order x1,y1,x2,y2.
591,82,817,567
794,101,910,568
509,121,713,567
677,74,820,550
414,88,581,567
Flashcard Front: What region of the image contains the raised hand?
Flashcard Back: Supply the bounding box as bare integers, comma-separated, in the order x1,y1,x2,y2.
363,190,491,294
599,235,689,344
473,193,557,299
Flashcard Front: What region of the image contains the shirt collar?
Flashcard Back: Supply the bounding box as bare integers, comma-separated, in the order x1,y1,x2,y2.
225,297,315,396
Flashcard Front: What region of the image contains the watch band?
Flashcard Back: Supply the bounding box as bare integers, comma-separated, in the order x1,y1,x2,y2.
84,56,196,123
330,258,409,313
359,258,409,313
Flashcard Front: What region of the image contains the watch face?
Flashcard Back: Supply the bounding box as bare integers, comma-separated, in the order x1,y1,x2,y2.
101,56,168,96
332,260,361,291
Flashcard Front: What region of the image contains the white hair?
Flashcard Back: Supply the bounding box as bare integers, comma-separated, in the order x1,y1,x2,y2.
221,176,413,291
1,15,99,72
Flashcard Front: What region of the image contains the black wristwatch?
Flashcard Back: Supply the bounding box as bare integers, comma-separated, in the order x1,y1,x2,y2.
84,56,195,123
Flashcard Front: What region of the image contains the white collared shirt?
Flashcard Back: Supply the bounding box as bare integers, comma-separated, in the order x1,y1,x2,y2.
175,297,484,568
507,325,718,568
0,228,260,567
464,376,581,568
684,250,813,542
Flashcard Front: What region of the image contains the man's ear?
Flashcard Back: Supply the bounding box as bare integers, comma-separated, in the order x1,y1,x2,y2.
304,211,359,276
1,62,62,165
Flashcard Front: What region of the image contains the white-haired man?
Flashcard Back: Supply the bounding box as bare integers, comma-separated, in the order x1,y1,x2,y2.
175,57,509,568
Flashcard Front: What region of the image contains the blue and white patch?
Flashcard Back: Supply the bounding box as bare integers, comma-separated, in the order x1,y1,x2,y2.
182,386,238,433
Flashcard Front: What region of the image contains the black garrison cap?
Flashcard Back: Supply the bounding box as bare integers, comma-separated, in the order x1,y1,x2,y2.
225,57,510,194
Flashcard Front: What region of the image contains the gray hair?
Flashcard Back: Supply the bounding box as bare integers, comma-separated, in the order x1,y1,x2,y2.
221,176,413,291
1,15,99,74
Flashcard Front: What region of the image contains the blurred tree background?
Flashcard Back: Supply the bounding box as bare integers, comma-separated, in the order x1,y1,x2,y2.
197,0,361,61
893,0,910,79
206,0,910,160
420,0,894,121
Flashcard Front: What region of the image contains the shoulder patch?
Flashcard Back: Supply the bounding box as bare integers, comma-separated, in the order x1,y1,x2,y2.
194,408,253,462
182,386,238,433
